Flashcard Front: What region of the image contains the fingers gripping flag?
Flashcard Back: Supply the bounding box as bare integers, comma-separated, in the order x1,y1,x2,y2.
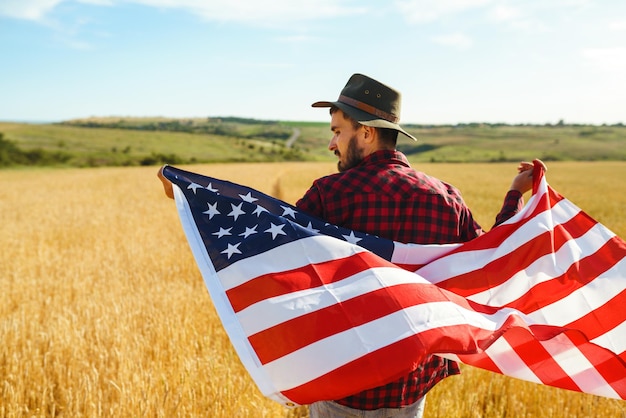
161,163,626,407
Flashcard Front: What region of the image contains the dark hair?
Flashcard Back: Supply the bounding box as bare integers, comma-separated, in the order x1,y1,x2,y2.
330,105,398,148
377,128,398,148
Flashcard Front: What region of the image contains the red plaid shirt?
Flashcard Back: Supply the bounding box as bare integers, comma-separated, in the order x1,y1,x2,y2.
296,150,523,410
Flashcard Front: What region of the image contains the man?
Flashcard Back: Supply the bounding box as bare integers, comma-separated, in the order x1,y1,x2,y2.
295,73,542,417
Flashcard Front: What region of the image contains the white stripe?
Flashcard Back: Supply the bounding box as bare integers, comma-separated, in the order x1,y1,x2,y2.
390,242,460,266
468,222,617,306
262,301,536,390
219,235,367,290
540,334,620,399
592,317,626,356
529,260,626,329
482,338,542,384
237,267,430,336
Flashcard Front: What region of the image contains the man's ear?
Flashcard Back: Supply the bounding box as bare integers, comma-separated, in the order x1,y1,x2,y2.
362,125,376,143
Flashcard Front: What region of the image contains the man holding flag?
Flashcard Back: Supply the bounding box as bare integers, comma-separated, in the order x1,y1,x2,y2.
157,73,546,417
295,73,544,417
157,156,626,412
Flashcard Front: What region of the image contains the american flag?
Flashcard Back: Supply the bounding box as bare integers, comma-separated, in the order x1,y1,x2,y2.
162,163,626,407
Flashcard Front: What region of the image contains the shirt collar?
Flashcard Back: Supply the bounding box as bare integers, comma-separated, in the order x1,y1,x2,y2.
357,150,411,168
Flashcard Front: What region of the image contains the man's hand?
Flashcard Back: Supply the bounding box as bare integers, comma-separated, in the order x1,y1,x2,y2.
510,159,547,194
157,165,174,199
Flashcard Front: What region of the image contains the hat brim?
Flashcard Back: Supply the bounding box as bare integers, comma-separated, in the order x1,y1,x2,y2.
312,100,417,141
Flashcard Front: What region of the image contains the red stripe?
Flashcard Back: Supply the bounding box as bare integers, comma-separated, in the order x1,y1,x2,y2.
456,352,501,373
461,327,626,399
226,251,391,312
438,211,597,296
505,327,582,392
276,325,494,404
510,236,626,316
573,334,626,394
277,320,568,404
249,282,460,364
394,262,426,272
279,332,434,405
566,286,626,341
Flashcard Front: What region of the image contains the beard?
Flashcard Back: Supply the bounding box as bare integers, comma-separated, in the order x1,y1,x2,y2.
337,134,364,172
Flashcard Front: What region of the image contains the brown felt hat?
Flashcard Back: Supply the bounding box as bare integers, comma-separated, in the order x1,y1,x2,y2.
312,73,417,141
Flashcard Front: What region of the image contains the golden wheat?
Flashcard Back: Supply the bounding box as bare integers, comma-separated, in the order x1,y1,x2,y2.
1,162,625,417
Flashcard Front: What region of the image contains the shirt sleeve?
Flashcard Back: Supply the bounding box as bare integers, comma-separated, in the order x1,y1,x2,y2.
295,182,324,219
494,190,524,227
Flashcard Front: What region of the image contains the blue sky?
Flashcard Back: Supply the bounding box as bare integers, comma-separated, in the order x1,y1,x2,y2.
1,0,625,125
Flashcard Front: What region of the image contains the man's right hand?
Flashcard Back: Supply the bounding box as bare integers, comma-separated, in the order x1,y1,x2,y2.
510,159,547,195
157,165,174,199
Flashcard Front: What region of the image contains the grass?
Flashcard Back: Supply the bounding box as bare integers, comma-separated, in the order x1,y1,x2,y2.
397,125,626,162
2,120,626,169
1,162,626,417
0,122,307,167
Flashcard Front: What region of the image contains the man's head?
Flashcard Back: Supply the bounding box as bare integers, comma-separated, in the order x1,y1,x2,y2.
328,106,398,172
312,73,416,142
312,73,415,171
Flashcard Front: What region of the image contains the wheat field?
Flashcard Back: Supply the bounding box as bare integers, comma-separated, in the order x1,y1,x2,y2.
1,161,625,417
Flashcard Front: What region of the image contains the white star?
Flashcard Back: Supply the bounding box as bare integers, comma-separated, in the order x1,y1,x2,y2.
305,222,320,234
239,192,258,203
281,205,297,219
252,205,269,217
265,223,286,239
342,231,362,245
203,202,220,219
221,243,242,259
239,225,258,238
187,182,204,193
228,203,246,221
206,183,219,193
213,227,232,238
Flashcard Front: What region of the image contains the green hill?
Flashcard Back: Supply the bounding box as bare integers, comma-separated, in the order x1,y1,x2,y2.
1,117,625,168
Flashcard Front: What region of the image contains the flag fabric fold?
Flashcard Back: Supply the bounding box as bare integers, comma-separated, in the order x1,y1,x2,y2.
162,163,626,407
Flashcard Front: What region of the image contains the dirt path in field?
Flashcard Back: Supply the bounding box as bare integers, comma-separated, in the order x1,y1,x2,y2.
285,127,300,148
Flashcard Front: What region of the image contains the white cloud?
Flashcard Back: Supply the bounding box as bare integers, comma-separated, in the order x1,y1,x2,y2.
395,0,591,34
129,0,366,24
0,0,63,20
394,0,493,23
487,4,523,22
0,0,366,24
582,47,626,72
609,20,626,31
432,32,473,49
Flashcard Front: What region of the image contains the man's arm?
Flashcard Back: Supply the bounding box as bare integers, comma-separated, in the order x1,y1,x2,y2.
295,182,324,218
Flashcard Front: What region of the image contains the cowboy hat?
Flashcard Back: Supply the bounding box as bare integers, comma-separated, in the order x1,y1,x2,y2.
312,73,417,141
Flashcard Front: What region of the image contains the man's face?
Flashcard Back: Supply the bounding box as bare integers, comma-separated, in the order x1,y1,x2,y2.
328,110,366,172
